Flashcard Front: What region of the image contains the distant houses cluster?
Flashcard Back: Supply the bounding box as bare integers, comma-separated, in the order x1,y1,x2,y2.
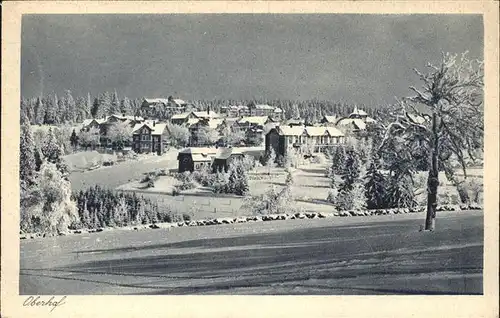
76,97,379,172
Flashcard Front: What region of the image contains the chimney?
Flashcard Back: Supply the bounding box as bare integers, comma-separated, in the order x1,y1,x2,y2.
207,105,210,115
153,121,156,127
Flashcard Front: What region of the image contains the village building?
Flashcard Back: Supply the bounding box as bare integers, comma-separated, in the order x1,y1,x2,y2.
132,121,169,155
141,97,188,118
177,147,218,173
211,147,244,172
188,117,224,146
170,109,221,126
246,103,283,121
320,115,338,127
237,116,277,146
141,97,187,111
285,118,306,127
221,105,250,118
81,118,105,132
80,114,144,147
336,107,376,133
177,146,265,173
218,117,241,133
265,125,345,158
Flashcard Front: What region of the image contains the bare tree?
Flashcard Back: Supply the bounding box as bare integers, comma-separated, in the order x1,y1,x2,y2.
379,52,483,230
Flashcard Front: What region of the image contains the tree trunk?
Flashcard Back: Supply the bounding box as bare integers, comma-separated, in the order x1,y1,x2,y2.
425,112,439,230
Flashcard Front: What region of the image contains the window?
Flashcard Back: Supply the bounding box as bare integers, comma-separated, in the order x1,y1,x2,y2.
142,134,151,141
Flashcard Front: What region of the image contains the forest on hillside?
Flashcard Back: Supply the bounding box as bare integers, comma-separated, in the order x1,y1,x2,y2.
21,90,381,125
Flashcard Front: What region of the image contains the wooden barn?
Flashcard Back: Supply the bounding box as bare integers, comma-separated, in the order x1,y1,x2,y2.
211,147,244,173
177,147,218,173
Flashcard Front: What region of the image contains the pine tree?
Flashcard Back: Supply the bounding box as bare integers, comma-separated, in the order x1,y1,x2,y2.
91,97,100,118
82,202,91,228
338,147,360,193
291,104,300,119
70,129,78,150
65,90,77,123
44,93,58,124
232,160,249,195
113,197,128,227
331,145,347,175
34,97,45,125
34,145,43,172
41,128,68,175
387,173,416,209
120,96,131,115
85,93,92,119
20,114,37,187
136,199,147,224
57,95,67,123
98,92,112,117
110,90,120,115
364,154,388,209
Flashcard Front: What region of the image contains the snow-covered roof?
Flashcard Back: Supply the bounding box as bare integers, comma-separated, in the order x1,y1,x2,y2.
144,98,169,104
274,126,345,137
171,112,192,120
278,126,306,136
191,154,215,162
255,104,274,110
238,116,270,126
406,113,426,125
286,118,305,125
186,118,201,127
215,147,244,160
108,114,144,121
350,106,368,117
132,122,168,135
223,117,240,125
179,147,218,155
173,99,186,105
207,118,224,129
336,118,367,130
192,111,220,119
324,127,345,137
322,115,338,123
226,105,248,110
82,119,97,126
273,107,283,113
144,98,187,106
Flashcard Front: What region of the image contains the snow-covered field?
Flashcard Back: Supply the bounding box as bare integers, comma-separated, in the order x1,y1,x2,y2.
20,210,483,295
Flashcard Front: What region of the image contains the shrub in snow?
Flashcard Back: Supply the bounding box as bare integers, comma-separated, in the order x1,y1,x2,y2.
212,171,230,194
311,153,326,164
228,160,249,196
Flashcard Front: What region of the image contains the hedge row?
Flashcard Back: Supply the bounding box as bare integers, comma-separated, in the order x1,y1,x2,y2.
20,204,483,239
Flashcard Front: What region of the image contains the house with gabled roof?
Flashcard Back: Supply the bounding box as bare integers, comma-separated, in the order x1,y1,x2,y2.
265,125,345,158
320,115,338,127
141,96,189,119
177,147,218,172
177,146,265,173
247,102,283,121
132,121,169,155
335,106,377,138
